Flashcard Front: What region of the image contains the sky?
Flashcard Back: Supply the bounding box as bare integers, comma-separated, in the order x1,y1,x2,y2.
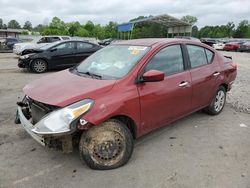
0,0,250,28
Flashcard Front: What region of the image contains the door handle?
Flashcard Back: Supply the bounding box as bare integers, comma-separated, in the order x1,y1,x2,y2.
179,81,188,87
213,72,220,76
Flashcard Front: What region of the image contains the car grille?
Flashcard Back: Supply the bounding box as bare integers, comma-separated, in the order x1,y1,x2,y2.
25,97,58,124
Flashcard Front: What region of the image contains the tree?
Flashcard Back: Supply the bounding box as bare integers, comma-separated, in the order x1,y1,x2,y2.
23,21,32,30
67,22,81,36
75,27,89,37
191,25,199,37
84,21,95,32
181,15,198,25
0,18,3,29
8,20,21,29
225,22,235,37
234,20,250,38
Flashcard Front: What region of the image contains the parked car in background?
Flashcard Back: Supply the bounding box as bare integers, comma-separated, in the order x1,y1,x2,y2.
16,38,237,170
201,38,220,47
18,40,101,73
13,36,71,55
98,38,118,46
239,41,250,52
223,42,242,51
212,42,225,50
0,37,21,51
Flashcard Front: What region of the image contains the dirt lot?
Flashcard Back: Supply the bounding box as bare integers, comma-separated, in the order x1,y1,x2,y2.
0,51,249,188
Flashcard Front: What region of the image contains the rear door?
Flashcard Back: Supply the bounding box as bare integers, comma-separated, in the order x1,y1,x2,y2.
185,44,220,110
137,44,192,135
49,41,76,68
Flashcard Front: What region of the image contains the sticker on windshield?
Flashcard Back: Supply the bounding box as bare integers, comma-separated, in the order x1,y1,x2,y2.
128,46,147,55
128,46,147,51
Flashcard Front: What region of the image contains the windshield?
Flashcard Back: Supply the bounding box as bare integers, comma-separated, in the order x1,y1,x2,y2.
76,45,150,79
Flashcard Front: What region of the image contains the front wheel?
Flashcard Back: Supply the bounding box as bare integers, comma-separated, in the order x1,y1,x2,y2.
204,86,226,115
30,59,47,73
79,119,134,170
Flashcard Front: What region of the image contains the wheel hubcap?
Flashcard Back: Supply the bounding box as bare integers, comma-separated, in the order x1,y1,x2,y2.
92,132,124,165
214,90,225,112
33,60,46,72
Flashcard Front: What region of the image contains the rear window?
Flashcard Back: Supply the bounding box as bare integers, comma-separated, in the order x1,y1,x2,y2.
48,37,60,42
77,42,93,49
187,45,208,68
205,49,214,63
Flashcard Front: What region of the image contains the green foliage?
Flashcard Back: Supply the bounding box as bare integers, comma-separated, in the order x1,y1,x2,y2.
1,16,250,39
181,15,198,25
233,20,250,38
21,31,29,35
8,20,21,29
23,21,32,30
75,27,89,37
192,26,199,37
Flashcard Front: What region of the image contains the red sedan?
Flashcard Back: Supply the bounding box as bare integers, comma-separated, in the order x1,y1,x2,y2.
223,42,241,51
16,39,237,170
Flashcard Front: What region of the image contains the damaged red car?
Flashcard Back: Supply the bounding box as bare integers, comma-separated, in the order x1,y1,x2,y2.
16,39,237,170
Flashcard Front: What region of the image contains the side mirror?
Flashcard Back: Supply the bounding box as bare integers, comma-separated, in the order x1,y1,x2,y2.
142,70,165,82
50,48,57,52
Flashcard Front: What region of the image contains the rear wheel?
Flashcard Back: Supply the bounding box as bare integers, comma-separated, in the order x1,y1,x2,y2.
204,86,226,115
79,119,134,170
30,59,47,73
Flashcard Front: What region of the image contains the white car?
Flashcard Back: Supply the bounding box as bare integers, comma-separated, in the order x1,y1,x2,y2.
13,36,71,55
212,42,225,50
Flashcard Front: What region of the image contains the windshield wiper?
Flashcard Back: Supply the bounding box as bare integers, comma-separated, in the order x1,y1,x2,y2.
76,69,102,80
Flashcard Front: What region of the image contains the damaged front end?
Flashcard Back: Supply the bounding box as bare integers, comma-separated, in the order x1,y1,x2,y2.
16,96,93,152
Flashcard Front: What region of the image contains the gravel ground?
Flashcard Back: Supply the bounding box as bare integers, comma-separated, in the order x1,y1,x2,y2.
0,52,249,188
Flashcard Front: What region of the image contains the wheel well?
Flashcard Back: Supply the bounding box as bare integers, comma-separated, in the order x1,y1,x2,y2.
30,58,48,67
111,115,137,139
220,83,228,91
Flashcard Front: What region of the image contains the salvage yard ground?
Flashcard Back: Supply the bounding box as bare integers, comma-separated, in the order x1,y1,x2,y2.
0,52,250,188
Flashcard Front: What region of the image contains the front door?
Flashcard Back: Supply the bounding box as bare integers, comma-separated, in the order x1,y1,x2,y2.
50,41,76,68
137,44,192,135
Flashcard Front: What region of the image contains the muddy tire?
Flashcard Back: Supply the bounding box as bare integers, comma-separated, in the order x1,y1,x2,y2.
204,86,226,115
30,59,47,73
79,119,134,170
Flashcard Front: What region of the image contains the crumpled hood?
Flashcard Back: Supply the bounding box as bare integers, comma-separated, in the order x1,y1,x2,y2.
23,70,116,107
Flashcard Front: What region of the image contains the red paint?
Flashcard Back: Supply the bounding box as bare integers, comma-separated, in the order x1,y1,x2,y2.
23,39,237,138
223,42,240,51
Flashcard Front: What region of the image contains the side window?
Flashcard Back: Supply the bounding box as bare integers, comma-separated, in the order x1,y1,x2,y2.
50,37,60,42
145,45,184,76
38,37,46,43
62,37,70,40
77,42,93,50
54,42,75,50
205,49,214,63
187,45,208,68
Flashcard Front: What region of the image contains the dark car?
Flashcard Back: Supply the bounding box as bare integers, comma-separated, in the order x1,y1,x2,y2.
0,37,20,51
16,38,237,170
239,41,250,52
200,38,220,47
18,40,102,73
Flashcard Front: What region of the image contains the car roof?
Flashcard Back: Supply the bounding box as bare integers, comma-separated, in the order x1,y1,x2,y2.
112,38,196,47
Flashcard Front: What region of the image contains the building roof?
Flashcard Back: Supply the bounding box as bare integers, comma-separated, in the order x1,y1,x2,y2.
117,14,192,32
112,38,191,47
0,28,28,33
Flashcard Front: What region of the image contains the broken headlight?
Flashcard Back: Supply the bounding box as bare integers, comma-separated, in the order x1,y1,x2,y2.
32,99,93,135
